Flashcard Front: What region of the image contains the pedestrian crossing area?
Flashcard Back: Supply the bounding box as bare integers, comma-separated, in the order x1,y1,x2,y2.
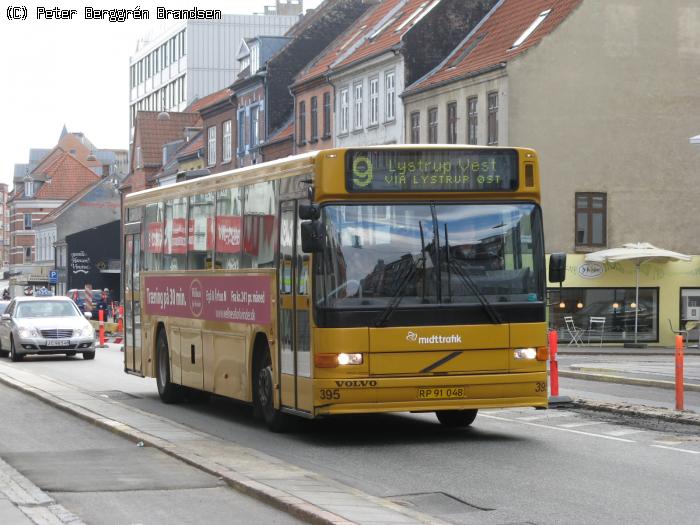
482,407,700,455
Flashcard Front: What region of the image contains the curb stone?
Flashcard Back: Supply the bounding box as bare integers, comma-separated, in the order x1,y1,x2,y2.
559,369,700,393
561,398,700,427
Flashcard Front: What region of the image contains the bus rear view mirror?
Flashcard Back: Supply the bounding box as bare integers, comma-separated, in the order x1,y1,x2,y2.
301,221,324,253
548,253,567,283
299,204,320,220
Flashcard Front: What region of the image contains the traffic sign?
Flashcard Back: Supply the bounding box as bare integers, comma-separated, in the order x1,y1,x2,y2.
48,270,58,284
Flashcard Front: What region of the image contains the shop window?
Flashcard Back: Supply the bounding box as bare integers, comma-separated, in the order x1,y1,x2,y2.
575,192,607,248
680,288,700,335
548,287,659,343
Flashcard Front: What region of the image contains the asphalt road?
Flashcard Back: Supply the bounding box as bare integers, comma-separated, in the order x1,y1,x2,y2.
0,379,305,525
2,346,700,525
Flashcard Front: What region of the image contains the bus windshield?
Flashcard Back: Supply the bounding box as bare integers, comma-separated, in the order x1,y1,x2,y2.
316,203,543,310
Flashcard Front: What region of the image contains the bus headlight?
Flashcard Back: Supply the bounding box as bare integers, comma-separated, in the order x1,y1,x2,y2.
513,347,548,361
513,348,537,360
315,353,363,367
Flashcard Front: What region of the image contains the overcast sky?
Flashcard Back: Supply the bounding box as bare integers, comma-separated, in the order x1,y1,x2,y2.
0,0,322,187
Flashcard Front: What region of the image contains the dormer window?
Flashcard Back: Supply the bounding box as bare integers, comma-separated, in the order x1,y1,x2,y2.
251,44,260,74
24,179,34,197
511,9,551,49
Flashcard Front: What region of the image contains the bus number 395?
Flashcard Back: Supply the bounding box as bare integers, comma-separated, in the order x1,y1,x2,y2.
320,389,340,400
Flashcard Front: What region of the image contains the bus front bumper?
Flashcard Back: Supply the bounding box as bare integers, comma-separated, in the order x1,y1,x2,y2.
313,371,548,416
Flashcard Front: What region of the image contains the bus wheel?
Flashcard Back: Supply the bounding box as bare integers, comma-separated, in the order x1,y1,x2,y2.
253,348,290,433
156,329,182,404
436,409,478,428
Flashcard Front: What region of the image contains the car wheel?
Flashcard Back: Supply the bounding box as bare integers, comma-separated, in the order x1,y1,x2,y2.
82,351,95,360
156,329,182,403
435,409,478,428
0,337,7,358
10,337,23,362
253,346,291,432
65,351,77,357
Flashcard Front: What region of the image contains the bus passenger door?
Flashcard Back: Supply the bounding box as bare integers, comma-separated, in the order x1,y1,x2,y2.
124,233,142,374
278,201,312,414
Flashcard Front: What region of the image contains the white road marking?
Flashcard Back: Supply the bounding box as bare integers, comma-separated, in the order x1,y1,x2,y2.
654,440,683,445
651,445,700,455
480,414,636,442
517,412,573,421
604,429,646,437
558,421,604,428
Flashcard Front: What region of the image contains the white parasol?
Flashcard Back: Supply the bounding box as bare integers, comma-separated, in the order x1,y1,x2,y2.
585,243,692,345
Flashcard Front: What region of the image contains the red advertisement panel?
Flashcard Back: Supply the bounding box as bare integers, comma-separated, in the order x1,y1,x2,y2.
188,217,215,251
143,274,272,324
216,215,241,253
165,218,187,255
146,222,163,253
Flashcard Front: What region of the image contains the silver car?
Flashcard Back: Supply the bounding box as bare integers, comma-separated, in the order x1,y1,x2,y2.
0,296,95,361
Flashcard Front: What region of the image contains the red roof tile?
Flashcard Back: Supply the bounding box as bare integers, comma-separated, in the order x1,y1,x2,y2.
185,88,232,113
331,0,430,72
132,111,202,168
405,0,582,94
35,153,100,200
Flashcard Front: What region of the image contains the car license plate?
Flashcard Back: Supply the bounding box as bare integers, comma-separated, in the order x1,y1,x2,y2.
417,387,465,400
46,340,70,347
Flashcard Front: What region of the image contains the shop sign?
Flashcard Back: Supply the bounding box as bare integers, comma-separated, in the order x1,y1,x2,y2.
577,262,604,279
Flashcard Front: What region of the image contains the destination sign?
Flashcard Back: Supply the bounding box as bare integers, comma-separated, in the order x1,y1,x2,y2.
345,149,519,193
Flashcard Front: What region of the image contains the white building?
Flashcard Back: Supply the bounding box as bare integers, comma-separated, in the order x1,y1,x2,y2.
128,1,303,141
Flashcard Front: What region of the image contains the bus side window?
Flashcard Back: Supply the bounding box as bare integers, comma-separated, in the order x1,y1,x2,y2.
243,181,277,269
188,192,215,270
215,187,242,270
143,202,164,271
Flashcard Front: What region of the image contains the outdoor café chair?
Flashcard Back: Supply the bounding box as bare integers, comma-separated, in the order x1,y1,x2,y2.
588,316,606,346
564,316,584,347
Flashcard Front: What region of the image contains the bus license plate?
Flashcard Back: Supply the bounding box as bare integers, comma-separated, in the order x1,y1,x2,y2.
46,340,70,347
418,387,465,400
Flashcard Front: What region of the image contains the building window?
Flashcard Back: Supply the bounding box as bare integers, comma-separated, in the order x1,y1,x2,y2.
548,287,658,344
24,213,32,230
25,246,31,262
369,77,379,126
354,82,363,130
136,146,142,169
467,96,478,145
575,193,607,248
237,109,246,153
323,92,331,138
310,96,318,141
447,102,457,144
24,180,34,197
487,92,498,145
223,120,232,163
207,126,216,166
250,106,260,147
298,101,306,145
385,71,396,121
340,88,349,134
428,107,438,144
410,111,420,143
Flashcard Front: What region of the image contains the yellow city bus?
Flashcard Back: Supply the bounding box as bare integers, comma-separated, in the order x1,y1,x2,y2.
122,146,562,431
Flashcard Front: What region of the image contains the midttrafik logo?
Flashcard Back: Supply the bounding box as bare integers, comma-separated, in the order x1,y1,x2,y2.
406,331,462,344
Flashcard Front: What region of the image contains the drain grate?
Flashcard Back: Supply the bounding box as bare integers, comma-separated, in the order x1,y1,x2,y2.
389,491,493,514
92,390,140,400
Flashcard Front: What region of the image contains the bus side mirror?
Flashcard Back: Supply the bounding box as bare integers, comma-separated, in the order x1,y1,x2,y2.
300,221,324,253
299,204,320,220
548,253,567,283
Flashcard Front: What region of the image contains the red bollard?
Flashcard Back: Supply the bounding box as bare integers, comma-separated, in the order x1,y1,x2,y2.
548,329,559,397
98,309,105,347
117,305,124,333
676,334,684,411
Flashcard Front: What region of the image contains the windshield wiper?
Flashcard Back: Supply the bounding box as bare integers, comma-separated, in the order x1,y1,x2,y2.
442,225,502,324
373,254,420,328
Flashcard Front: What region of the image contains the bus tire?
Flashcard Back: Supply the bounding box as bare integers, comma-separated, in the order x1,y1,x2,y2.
156,329,182,404
253,346,290,433
436,409,478,428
